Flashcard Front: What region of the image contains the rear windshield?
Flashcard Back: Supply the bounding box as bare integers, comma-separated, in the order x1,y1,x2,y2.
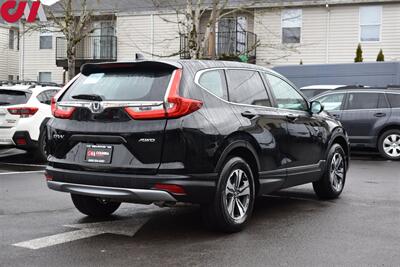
62,69,173,102
0,90,30,106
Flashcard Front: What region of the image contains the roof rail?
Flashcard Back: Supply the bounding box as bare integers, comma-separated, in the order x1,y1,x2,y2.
386,85,400,89
337,85,368,89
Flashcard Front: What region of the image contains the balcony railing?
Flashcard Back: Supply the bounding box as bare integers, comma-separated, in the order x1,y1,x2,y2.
180,31,257,63
56,35,117,69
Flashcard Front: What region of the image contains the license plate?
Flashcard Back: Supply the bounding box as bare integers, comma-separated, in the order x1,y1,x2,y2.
85,145,113,164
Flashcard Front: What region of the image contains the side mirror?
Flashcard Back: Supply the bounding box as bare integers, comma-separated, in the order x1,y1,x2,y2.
310,101,324,114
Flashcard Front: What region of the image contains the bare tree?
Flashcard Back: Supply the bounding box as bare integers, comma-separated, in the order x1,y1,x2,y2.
25,0,99,80
153,0,259,61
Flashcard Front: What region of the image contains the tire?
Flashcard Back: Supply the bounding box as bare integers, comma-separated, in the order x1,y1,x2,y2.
36,128,48,162
313,144,347,200
71,194,121,218
202,157,255,233
378,129,400,160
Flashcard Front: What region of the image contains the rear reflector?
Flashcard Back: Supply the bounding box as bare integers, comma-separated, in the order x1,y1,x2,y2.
125,69,203,120
7,107,38,118
15,138,27,145
51,97,76,119
153,183,186,195
44,172,53,181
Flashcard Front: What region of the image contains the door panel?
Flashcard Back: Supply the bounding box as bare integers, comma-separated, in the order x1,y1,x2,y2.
264,73,326,187
341,92,390,146
232,104,288,193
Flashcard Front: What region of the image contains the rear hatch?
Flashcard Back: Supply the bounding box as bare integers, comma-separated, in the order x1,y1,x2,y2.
0,89,32,129
49,61,200,175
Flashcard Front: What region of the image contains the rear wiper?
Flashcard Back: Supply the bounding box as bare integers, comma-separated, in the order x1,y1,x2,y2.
71,94,104,101
0,102,10,106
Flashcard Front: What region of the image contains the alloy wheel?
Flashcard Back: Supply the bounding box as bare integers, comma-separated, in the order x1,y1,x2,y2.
224,169,251,222
383,134,400,158
330,153,345,192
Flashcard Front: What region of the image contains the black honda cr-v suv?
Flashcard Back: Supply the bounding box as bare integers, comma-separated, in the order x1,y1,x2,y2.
46,60,350,232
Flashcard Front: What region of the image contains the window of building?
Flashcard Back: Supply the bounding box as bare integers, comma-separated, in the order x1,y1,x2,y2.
39,72,52,83
9,29,14,50
226,70,271,107
282,9,302,44
346,93,384,110
40,31,53,49
265,73,308,111
360,6,382,42
198,70,228,100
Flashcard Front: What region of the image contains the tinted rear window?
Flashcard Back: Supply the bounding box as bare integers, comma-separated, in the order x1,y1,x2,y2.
0,90,30,106
387,93,400,108
227,70,271,107
346,93,383,110
62,69,173,102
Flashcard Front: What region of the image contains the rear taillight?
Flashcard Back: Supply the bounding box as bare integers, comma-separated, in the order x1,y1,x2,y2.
125,69,203,120
51,97,76,119
7,107,38,118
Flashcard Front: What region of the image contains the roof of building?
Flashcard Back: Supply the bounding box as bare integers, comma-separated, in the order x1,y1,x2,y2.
47,0,400,15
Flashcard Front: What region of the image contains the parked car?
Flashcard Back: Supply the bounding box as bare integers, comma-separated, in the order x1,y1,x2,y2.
300,85,369,99
0,81,60,160
312,87,400,160
45,60,350,232
300,85,346,99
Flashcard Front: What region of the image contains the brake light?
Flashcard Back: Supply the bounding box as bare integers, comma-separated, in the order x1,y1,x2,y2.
7,107,38,118
51,97,76,119
125,69,203,120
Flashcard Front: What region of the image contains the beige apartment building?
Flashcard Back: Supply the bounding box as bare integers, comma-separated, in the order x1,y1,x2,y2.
5,0,400,84
0,22,19,81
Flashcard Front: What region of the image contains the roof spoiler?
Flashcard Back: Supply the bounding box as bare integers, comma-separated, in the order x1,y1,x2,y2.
81,60,182,76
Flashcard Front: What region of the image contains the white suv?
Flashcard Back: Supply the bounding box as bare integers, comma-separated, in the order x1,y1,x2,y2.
0,81,61,160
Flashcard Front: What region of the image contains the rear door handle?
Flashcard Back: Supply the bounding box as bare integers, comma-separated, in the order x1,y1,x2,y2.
286,114,299,121
241,111,257,119
374,112,386,118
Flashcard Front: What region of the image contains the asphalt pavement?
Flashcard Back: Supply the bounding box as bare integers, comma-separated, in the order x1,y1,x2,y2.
0,149,399,266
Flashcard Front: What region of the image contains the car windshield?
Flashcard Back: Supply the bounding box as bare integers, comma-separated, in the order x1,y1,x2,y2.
0,90,31,106
62,69,173,102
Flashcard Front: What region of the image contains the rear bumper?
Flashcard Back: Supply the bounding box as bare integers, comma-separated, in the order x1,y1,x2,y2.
46,166,217,204
48,181,178,203
12,131,38,150
0,128,16,146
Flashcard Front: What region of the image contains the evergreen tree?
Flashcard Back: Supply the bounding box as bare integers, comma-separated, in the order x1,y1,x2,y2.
376,49,385,61
354,44,363,62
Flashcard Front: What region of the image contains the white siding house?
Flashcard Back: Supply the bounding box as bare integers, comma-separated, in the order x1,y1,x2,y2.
19,28,64,84
0,24,19,81
255,2,400,66
4,0,400,83
116,12,185,61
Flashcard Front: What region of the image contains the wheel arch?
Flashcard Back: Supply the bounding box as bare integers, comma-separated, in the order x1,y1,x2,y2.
376,124,400,146
328,128,350,168
215,132,261,195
